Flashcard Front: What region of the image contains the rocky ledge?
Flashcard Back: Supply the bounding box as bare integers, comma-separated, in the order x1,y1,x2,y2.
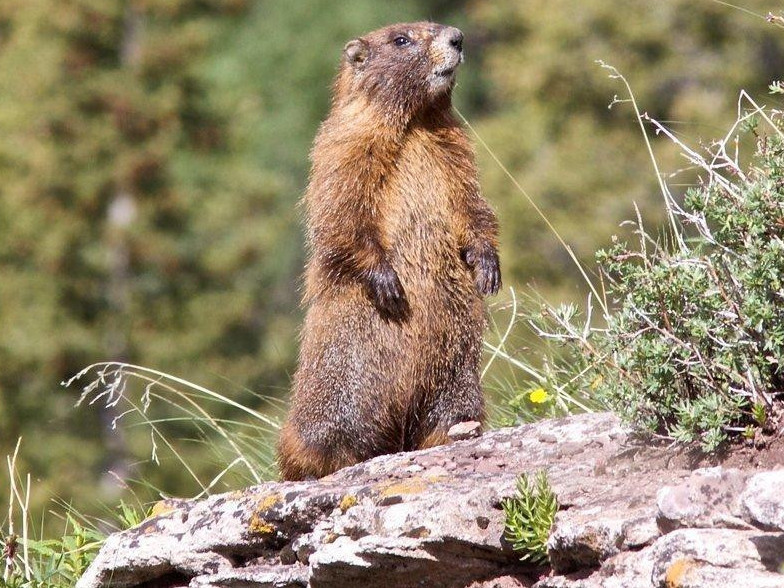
77,413,784,588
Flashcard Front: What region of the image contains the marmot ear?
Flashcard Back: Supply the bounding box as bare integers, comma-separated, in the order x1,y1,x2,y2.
344,38,370,69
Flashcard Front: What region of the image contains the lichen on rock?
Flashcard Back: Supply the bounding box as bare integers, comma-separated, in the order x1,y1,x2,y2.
76,413,784,588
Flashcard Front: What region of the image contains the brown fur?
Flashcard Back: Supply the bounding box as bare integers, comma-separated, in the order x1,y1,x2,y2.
278,22,501,481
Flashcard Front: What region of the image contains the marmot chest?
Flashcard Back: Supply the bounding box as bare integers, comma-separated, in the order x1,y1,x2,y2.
380,136,465,269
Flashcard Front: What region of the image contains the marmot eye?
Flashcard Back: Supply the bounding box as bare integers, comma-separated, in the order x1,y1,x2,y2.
393,35,411,47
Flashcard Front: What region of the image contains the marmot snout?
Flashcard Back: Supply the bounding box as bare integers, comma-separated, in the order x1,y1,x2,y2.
426,26,464,91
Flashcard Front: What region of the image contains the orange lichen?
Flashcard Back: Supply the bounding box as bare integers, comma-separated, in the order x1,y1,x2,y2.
146,499,185,520
247,492,283,536
255,493,282,511
339,494,358,512
380,477,430,498
665,557,698,587
248,512,276,536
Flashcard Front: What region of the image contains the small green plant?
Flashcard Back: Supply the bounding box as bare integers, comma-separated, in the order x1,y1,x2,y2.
502,470,558,565
18,516,104,587
752,402,768,429
2,441,106,588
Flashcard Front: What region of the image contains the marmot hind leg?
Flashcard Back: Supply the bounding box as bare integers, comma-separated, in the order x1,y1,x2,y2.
277,421,361,481
278,300,406,480
409,344,485,451
413,394,484,451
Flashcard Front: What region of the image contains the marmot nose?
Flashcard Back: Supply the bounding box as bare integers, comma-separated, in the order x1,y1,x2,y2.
446,27,463,52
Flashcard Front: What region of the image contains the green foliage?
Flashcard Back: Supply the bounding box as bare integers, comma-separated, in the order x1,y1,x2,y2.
1,500,145,587
502,471,558,565
0,0,284,528
15,517,103,587
2,440,108,588
500,84,784,451
593,112,784,450
2,520,101,588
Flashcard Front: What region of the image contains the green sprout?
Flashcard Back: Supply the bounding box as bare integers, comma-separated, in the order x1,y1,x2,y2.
502,470,558,565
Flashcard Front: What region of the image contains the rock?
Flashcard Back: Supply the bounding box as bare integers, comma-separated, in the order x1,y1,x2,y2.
548,508,659,573
468,576,532,588
537,547,657,588
656,467,751,532
189,564,309,588
76,413,784,588
448,420,483,440
651,528,784,585
309,534,522,588
741,469,784,531
658,562,784,588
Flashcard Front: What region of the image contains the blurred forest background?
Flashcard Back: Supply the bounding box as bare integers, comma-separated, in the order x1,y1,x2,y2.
1,0,783,528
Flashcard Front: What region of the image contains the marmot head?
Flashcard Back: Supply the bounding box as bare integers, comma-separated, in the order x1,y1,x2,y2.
335,22,464,124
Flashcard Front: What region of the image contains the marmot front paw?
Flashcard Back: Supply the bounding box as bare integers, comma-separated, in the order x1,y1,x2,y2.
464,244,501,296
365,262,411,322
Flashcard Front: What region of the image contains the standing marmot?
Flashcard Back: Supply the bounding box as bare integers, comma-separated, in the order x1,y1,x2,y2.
278,22,501,480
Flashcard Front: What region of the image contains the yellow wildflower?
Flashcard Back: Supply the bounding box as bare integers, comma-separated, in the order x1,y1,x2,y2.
529,388,549,404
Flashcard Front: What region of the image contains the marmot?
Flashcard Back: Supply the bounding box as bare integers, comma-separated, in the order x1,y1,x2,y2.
278,22,501,480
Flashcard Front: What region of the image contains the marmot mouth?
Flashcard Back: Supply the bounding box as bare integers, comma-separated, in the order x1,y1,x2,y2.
435,67,456,78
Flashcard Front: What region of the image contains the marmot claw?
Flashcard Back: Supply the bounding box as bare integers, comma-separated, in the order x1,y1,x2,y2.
464,245,501,296
366,262,411,322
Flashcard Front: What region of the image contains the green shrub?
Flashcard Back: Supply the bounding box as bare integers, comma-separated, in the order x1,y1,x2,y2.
502,470,558,565
493,70,784,451
592,109,784,451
